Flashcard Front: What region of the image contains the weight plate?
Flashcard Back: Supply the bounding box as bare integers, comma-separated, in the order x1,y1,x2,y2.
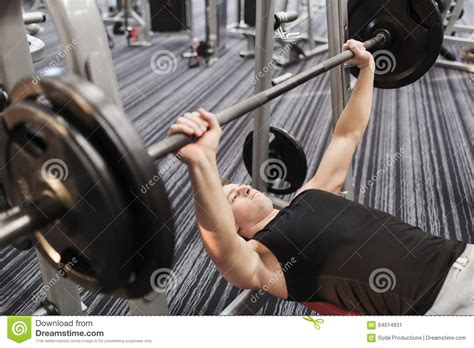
348,0,443,89
243,127,307,195
4,75,175,298
0,99,133,292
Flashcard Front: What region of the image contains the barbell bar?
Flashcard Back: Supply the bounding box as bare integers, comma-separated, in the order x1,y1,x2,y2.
147,34,386,160
0,34,387,249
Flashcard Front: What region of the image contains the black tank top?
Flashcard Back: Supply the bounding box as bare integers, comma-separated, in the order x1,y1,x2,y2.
252,189,466,315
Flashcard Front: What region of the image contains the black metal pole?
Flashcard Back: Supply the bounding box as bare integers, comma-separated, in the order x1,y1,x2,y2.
147,33,386,160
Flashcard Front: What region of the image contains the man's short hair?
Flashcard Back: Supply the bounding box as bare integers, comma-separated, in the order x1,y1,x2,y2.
220,177,230,187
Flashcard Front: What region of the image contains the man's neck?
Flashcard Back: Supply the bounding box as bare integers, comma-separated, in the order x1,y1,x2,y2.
249,209,280,236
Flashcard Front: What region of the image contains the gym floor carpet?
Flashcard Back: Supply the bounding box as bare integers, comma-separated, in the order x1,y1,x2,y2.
0,1,472,315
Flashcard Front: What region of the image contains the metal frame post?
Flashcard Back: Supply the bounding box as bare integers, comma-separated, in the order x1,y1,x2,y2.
252,0,275,192
436,0,474,73
35,251,84,315
220,289,273,315
326,0,353,199
45,0,123,110
0,0,34,93
0,0,84,316
128,292,169,315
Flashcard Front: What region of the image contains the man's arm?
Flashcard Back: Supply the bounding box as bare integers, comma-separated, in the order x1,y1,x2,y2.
170,110,267,289
296,40,375,195
189,153,266,289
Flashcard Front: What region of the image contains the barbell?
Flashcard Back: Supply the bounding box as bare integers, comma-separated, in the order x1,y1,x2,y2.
0,0,443,298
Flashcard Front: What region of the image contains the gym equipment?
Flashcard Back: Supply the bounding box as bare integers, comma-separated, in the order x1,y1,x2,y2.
23,11,46,25
0,0,443,298
102,0,151,47
183,0,227,67
150,0,189,33
435,0,474,73
1,0,126,315
273,0,329,66
24,10,47,63
0,76,174,299
29,0,46,11
243,127,308,195
227,0,257,30
232,0,328,63
348,0,444,88
0,1,444,313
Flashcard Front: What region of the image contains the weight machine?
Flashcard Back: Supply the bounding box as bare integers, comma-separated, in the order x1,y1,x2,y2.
0,0,160,316
183,0,228,67
229,0,328,66
436,0,474,73
102,0,152,47
0,0,444,316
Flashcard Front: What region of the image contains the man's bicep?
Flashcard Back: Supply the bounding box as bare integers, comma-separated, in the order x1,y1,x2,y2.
215,239,265,289
298,135,358,195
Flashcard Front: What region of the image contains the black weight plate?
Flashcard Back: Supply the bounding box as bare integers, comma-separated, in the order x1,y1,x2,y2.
38,75,175,298
6,75,175,298
243,127,307,195
348,0,443,89
0,100,133,292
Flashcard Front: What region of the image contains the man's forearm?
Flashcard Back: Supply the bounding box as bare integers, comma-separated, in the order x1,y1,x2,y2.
187,154,241,260
334,64,375,140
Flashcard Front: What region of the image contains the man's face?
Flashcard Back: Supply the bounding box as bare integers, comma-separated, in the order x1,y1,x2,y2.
223,184,274,239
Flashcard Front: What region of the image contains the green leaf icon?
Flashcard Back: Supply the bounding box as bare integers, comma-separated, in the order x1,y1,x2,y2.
7,316,32,343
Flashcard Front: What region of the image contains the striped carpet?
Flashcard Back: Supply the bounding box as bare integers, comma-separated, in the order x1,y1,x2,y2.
0,1,472,315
